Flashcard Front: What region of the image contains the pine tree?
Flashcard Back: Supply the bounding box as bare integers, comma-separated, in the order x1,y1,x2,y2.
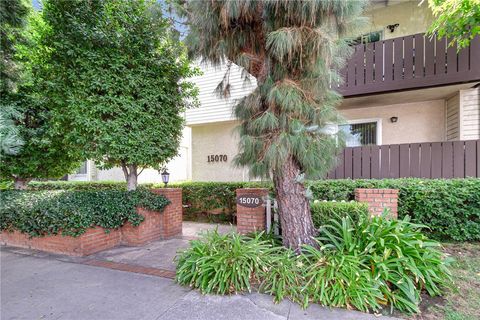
178,0,367,250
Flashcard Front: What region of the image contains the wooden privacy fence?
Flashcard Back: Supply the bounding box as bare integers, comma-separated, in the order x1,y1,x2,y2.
337,33,480,97
326,140,480,179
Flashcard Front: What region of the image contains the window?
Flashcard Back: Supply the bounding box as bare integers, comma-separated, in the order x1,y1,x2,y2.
76,161,88,175
339,121,379,147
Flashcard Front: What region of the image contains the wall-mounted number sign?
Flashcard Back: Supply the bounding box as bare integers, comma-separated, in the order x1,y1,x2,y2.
236,194,263,208
207,154,227,163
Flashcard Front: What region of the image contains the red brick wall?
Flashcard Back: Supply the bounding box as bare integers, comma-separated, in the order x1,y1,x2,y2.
152,188,183,239
354,188,399,218
0,227,122,257
121,207,165,245
236,188,268,234
122,188,183,245
1,188,184,255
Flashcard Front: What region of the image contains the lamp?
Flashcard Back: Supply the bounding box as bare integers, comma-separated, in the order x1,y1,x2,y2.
390,116,398,123
161,168,170,187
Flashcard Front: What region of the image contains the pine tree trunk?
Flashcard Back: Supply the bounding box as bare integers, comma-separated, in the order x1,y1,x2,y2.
273,157,317,252
14,177,31,190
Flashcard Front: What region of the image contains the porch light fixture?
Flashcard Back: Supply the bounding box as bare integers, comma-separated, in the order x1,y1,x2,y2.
161,169,170,187
390,116,398,123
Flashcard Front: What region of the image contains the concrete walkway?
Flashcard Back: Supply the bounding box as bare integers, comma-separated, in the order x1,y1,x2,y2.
91,222,235,272
182,221,235,238
1,248,399,320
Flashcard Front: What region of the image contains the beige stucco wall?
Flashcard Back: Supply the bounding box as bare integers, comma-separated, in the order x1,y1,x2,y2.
189,100,446,181
362,1,434,39
340,100,445,145
191,121,250,182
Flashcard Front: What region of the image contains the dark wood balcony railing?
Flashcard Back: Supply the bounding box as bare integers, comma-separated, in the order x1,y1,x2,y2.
337,34,480,97
326,139,480,179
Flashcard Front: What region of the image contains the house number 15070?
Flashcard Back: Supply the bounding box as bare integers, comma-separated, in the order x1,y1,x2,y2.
207,154,227,162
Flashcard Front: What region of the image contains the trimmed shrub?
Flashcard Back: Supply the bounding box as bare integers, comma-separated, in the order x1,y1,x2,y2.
0,180,155,191
310,200,368,229
308,178,480,241
28,180,139,190
0,189,169,237
169,178,480,241
162,181,272,222
6,178,479,241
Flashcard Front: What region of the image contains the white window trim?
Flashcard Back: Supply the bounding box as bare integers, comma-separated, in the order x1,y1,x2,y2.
339,118,383,146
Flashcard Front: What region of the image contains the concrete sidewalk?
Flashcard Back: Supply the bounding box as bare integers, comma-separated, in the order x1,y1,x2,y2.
0,248,399,320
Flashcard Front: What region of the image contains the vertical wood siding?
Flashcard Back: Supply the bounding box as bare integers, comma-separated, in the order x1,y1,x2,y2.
337,34,480,97
326,140,480,179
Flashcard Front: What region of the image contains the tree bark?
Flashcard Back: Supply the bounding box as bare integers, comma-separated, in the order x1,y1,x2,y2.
273,157,317,252
14,177,31,190
121,163,138,191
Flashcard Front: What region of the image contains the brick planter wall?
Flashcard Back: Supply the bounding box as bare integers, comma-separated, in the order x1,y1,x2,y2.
1,188,183,255
236,188,268,234
354,188,399,218
0,227,122,257
121,207,165,246
153,188,183,239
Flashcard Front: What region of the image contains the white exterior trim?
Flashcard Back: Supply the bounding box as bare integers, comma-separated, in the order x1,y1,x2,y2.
185,63,257,126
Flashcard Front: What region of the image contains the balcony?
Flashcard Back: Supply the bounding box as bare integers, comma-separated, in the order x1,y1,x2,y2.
338,33,480,98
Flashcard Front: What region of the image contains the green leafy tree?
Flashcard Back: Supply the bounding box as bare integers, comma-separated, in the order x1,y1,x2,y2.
0,0,30,93
176,0,366,250
426,0,480,49
0,0,29,159
41,0,198,191
0,12,82,189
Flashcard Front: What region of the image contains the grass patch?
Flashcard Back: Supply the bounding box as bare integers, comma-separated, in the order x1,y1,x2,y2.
409,242,480,320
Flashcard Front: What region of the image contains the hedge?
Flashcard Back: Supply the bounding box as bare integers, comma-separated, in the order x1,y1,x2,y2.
156,181,272,222
311,200,369,229
3,178,479,241
0,189,169,237
308,178,480,241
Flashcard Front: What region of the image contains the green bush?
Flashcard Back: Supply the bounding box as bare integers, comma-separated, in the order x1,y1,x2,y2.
301,247,384,312
176,214,452,314
308,178,480,241
175,230,275,294
27,180,147,190
310,200,368,229
0,180,13,190
316,213,452,313
0,180,155,191
0,189,169,237
8,178,479,241
163,181,272,222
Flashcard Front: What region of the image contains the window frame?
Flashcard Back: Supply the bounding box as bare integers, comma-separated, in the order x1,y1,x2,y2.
338,118,383,147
